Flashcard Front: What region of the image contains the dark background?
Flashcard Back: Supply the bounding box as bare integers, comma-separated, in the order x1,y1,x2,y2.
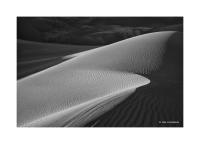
17,17,183,45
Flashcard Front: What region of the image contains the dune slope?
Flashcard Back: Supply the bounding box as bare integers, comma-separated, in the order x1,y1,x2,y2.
17,31,182,127
84,32,183,127
17,40,98,79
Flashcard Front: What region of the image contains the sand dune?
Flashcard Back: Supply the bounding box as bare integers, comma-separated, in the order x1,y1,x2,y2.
18,71,149,126
17,31,182,127
84,31,183,127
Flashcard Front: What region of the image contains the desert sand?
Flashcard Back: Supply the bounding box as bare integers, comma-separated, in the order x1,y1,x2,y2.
17,31,183,127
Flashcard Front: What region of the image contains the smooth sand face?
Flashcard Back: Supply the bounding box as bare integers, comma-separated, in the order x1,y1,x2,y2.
17,31,178,127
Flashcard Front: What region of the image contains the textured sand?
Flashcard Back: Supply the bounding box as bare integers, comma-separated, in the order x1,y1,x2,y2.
84,32,183,127
17,31,182,127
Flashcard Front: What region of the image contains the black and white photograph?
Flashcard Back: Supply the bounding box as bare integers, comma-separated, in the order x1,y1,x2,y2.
2,0,200,144
17,17,183,127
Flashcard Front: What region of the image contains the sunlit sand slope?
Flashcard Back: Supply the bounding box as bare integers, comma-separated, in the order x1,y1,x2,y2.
17,31,179,127
84,31,183,127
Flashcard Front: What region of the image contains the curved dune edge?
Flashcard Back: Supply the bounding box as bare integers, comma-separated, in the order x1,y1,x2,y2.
17,31,179,127
21,85,139,127
18,72,149,127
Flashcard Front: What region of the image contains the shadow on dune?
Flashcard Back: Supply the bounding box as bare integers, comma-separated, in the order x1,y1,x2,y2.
84,83,183,127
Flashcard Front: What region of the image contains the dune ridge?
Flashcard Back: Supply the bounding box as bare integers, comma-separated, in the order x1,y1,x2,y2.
17,31,181,127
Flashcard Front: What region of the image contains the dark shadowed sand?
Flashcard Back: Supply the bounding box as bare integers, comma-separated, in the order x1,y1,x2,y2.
84,82,183,127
